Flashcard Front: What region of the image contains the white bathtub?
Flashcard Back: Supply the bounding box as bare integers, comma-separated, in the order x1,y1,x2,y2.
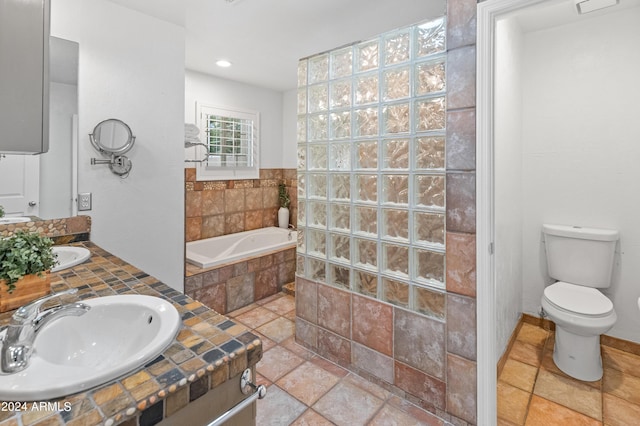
186,227,297,269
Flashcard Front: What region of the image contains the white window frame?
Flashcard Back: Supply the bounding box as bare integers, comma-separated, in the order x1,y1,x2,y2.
196,102,260,181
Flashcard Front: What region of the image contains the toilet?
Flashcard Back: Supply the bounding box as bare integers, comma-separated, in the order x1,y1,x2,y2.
541,224,618,381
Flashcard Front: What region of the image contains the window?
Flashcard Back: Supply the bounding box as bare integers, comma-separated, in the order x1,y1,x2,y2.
196,103,259,180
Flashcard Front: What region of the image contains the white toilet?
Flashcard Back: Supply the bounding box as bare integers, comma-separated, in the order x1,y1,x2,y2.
541,224,618,381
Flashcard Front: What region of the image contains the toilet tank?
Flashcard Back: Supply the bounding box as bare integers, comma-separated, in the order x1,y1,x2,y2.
542,224,618,288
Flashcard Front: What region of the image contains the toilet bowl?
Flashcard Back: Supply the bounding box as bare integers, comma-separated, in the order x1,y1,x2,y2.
541,224,619,382
541,281,616,381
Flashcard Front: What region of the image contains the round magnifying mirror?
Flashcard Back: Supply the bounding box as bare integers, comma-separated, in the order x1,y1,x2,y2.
90,119,135,155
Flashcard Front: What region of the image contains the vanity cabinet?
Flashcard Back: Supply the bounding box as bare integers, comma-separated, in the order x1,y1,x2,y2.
0,0,50,154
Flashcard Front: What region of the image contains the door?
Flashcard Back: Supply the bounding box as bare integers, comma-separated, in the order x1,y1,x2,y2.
0,154,40,216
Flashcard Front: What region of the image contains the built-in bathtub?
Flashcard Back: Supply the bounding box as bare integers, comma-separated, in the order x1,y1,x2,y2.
185,227,297,314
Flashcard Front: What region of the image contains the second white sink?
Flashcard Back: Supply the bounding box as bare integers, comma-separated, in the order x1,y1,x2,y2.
51,246,91,272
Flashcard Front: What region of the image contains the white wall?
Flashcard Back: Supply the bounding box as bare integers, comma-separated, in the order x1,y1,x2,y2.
282,89,298,169
494,17,524,360
184,70,284,169
520,7,640,342
51,0,186,291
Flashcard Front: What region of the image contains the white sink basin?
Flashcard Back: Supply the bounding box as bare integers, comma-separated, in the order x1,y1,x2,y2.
51,246,91,272
0,295,181,401
0,216,31,225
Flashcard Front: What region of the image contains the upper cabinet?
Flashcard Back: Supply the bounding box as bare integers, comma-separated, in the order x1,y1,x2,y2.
0,0,50,154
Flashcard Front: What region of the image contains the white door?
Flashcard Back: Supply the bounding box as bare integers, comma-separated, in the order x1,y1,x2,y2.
0,154,40,216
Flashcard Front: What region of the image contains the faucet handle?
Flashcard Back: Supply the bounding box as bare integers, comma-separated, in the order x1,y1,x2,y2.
14,288,79,322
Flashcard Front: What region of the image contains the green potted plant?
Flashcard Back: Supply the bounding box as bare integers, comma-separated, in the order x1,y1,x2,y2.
0,231,56,312
278,182,291,228
0,205,4,218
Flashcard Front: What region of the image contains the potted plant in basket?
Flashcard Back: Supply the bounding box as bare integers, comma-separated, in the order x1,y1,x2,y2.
278,182,291,229
0,231,56,312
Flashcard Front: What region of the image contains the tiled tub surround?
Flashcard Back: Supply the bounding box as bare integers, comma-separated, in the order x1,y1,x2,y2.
0,215,91,243
185,168,297,243
185,247,296,315
296,6,478,425
0,242,263,426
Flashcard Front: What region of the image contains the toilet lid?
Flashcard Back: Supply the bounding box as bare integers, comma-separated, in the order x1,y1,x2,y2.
543,282,613,316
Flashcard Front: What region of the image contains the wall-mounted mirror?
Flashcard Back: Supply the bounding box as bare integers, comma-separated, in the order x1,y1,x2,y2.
89,119,135,155
0,36,79,220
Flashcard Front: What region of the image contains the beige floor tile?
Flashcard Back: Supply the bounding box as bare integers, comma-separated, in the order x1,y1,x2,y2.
280,337,317,361
234,306,279,329
369,404,424,426
499,359,539,393
516,323,549,348
262,294,296,315
257,346,305,382
533,369,601,420
276,361,341,406
509,340,544,367
313,380,384,426
256,316,296,343
256,385,306,425
603,393,640,426
525,395,601,426
344,373,390,401
290,409,334,426
603,367,640,406
497,381,530,425
602,345,640,379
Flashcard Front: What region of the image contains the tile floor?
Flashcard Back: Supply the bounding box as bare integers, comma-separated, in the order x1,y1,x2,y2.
227,292,447,426
497,322,640,425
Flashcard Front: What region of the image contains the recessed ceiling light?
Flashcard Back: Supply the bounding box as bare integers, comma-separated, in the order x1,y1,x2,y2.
216,59,232,68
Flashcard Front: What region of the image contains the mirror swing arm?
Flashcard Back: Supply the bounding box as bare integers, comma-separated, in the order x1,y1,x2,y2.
89,119,135,178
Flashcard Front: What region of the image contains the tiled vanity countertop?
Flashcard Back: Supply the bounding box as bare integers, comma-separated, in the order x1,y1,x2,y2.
0,242,263,426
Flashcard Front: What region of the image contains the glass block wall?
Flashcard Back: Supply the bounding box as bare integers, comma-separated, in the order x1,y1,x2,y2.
296,17,446,311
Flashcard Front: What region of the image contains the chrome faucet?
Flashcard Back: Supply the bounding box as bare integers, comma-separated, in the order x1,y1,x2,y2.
0,288,90,374
287,224,296,240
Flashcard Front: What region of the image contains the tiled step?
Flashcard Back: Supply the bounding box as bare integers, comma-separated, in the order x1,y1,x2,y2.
282,281,295,296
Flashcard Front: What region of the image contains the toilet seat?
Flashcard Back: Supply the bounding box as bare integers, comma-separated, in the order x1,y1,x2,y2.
543,281,613,317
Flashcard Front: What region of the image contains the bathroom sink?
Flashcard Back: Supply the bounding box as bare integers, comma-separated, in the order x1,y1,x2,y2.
0,295,181,401
51,246,91,272
0,216,31,225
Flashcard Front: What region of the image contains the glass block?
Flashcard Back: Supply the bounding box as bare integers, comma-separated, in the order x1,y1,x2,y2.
307,229,327,258
297,144,306,170
307,257,326,282
331,174,351,201
308,144,327,170
355,238,377,270
383,138,409,169
415,97,445,132
356,174,378,203
355,269,378,298
297,174,306,198
330,111,351,140
308,84,328,113
413,285,445,319
383,243,409,277
383,103,410,134
355,74,379,105
308,54,329,84
355,206,377,235
414,212,445,247
297,117,307,143
330,203,350,231
415,175,445,209
416,59,445,96
356,140,378,169
382,175,408,205
355,108,379,137
308,173,327,199
329,263,351,290
330,233,350,263
297,228,305,252
330,79,352,110
415,248,445,286
356,39,379,72
297,88,307,115
385,30,411,65
330,47,353,79
297,200,306,227
415,136,445,170
383,66,410,100
383,278,409,308
330,143,351,170
383,209,409,241
308,201,327,228
297,59,308,87
297,254,305,276
415,17,446,58
308,113,328,141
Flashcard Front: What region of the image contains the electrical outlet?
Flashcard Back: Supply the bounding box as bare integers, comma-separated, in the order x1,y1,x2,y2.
78,193,92,211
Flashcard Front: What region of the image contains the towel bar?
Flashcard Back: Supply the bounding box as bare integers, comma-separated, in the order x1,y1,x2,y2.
206,369,266,426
